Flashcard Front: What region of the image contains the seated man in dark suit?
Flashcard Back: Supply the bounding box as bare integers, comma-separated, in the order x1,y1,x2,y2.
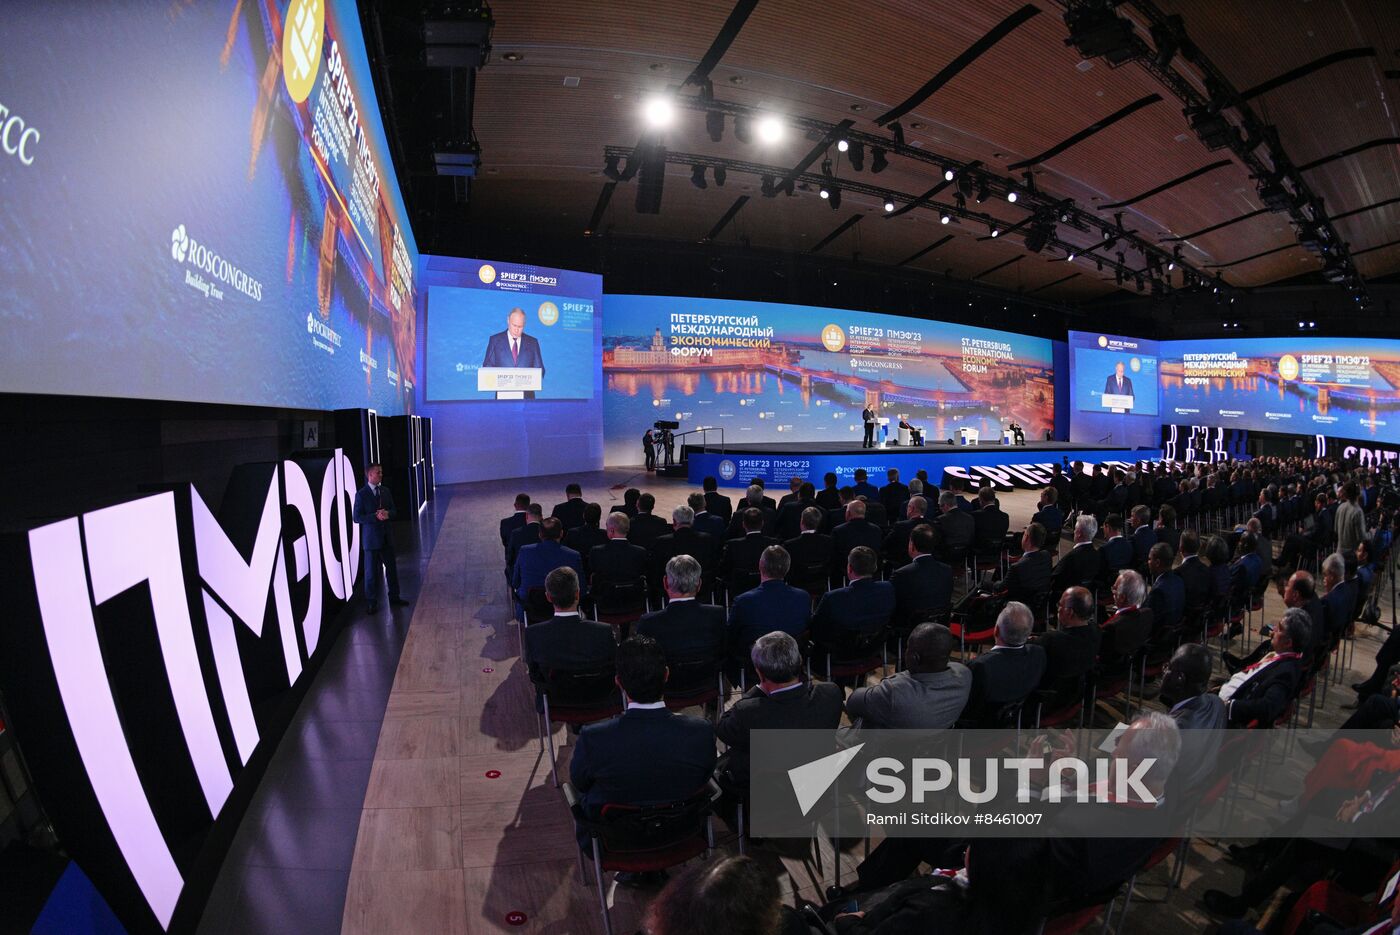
649,503,717,601
846,622,970,729
512,516,585,620
716,632,842,793
850,468,879,502
1175,529,1212,614
891,523,953,630
810,546,896,648
1143,541,1185,637
701,476,732,522
506,502,543,578
1099,513,1133,582
749,478,777,512
1098,569,1154,668
1129,505,1156,569
726,485,777,539
858,493,889,530
1218,607,1310,727
726,545,811,679
831,499,884,578
775,481,818,541
718,508,780,598
611,487,641,518
689,491,728,543
784,506,833,591
1031,486,1064,545
1320,551,1359,647
551,483,588,531
815,472,842,511
1052,513,1102,597
934,489,975,563
1227,532,1264,605
776,476,803,511
500,492,531,552
971,486,1011,554
569,636,716,856
590,512,649,588
635,555,726,663
882,496,931,570
963,601,1046,725
1153,503,1179,555
879,468,910,520
626,492,672,551
565,502,608,578
991,523,1053,607
523,567,616,706
1032,586,1101,709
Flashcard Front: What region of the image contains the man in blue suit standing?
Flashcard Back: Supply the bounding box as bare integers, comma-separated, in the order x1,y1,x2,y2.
353,463,410,613
1103,361,1134,402
513,517,585,620
481,308,545,398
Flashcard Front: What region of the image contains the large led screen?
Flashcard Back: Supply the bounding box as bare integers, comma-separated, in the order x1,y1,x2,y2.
1160,337,1400,441
602,296,1055,465
1068,331,1162,449
0,0,418,413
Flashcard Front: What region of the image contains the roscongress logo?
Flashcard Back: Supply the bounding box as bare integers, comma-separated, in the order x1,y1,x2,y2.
170,224,265,301
282,0,324,103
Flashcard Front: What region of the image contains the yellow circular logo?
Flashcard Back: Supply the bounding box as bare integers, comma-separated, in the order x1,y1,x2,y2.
1129,356,1141,372
538,301,559,326
1097,335,1108,348
478,264,497,284
1278,354,1300,381
281,0,324,104
821,324,846,352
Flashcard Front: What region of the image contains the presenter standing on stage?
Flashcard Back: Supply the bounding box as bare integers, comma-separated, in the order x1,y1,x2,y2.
481,308,545,398
353,463,410,613
862,405,876,448
643,429,657,471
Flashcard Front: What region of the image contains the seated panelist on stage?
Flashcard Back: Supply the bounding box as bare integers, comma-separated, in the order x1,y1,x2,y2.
897,418,923,445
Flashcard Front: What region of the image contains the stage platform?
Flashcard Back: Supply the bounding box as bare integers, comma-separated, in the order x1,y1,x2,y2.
682,440,1161,490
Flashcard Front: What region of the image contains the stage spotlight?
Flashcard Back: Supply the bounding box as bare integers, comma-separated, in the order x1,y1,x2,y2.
603,155,621,180
940,212,951,225
1067,249,1076,262
837,139,849,152
706,109,724,142
734,114,752,144
829,187,841,209
713,165,726,186
975,178,989,203
849,142,865,171
871,147,888,173
990,225,999,237
944,167,955,182
1007,189,1018,203
643,95,674,128
819,185,830,200
690,164,707,189
756,114,783,143
1059,209,1071,223
884,199,895,212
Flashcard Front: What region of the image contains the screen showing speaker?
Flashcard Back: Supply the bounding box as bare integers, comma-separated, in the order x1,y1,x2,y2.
0,0,417,414
1067,331,1162,448
1159,337,1400,440
602,295,1056,464
422,260,600,402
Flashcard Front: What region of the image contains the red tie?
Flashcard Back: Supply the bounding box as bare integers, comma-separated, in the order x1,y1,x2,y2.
511,338,519,363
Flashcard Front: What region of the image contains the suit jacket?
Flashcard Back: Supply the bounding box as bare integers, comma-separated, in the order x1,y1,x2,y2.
726,506,777,539
935,508,975,557
718,532,781,588
1103,374,1134,397
883,516,933,568
651,527,718,582
692,510,728,543
1098,606,1153,665
1228,553,1263,600
635,599,727,661
1033,504,1065,541
717,682,843,785
506,521,541,572
846,665,972,730
551,498,588,531
1101,536,1133,574
1169,693,1228,799
727,580,812,654
1130,525,1156,567
589,538,649,586
353,483,397,550
1225,654,1303,727
627,512,671,551
831,518,884,573
570,708,715,816
1034,625,1101,695
966,645,1047,718
1176,555,1212,612
851,481,880,501
513,540,585,603
565,526,608,575
523,613,616,684
482,329,545,371
775,497,818,541
1323,580,1359,640
815,487,842,511
500,510,527,550
704,490,733,521
995,549,1053,605
811,578,896,643
879,481,910,519
1052,543,1102,594
891,554,954,627
972,506,1011,551
1144,570,1186,634
1301,596,1327,648
783,532,833,581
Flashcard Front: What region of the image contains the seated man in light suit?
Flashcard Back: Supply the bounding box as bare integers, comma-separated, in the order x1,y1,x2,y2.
352,462,410,612
512,517,585,620
481,307,545,398
846,622,970,729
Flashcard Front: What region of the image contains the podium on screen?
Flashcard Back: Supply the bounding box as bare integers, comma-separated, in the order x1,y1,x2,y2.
478,367,543,399
1102,393,1135,413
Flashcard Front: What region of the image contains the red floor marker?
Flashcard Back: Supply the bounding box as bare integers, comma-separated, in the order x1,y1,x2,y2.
482,667,494,674
505,911,527,926
485,769,501,779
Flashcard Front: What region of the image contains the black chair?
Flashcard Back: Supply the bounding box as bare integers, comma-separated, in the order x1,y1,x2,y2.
563,780,721,935
537,666,623,786
814,626,889,684
523,585,553,624
590,573,648,639
663,654,724,724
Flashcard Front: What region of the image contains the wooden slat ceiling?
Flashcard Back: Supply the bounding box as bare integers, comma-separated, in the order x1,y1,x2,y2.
466,0,1400,302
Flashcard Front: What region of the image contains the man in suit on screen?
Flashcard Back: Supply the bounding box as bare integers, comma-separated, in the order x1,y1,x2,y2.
481,308,545,398
1103,361,1134,404
353,463,410,613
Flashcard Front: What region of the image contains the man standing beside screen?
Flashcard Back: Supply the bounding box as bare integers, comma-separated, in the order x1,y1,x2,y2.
1104,360,1134,406
481,308,545,398
353,463,411,613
